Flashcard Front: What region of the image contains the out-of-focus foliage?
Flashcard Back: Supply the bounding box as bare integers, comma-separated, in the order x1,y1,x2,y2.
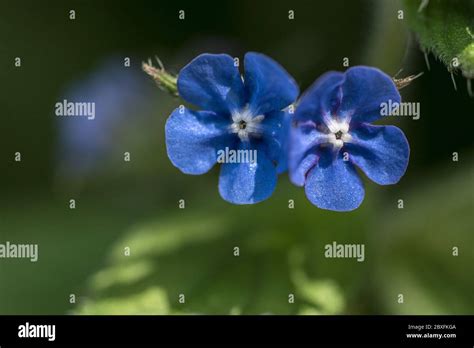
374,158,474,314
403,0,474,78
76,184,373,314
76,156,474,315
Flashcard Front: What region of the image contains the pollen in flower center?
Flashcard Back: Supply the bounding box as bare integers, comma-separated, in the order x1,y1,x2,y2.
334,130,343,140
230,108,265,141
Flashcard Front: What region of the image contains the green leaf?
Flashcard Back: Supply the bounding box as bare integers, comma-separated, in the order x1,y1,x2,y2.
403,0,474,78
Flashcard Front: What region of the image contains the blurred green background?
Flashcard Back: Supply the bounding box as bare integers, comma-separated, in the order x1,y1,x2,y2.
0,0,472,315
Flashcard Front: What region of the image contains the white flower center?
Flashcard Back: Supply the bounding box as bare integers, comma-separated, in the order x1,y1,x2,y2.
230,108,265,141
325,118,352,149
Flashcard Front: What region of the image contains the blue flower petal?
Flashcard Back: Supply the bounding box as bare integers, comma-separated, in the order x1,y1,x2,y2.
244,52,299,115
289,125,328,186
339,66,400,124
165,107,233,175
259,110,291,174
218,141,277,204
346,124,410,185
177,53,245,114
304,151,365,211
295,71,345,123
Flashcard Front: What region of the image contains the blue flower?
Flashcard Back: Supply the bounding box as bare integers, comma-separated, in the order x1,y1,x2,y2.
165,52,299,204
57,59,153,179
289,66,410,211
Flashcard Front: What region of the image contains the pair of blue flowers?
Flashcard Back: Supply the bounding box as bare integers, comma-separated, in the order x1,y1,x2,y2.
165,52,409,211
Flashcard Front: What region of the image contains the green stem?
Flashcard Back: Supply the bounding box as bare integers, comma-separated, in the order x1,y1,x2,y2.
142,58,178,97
